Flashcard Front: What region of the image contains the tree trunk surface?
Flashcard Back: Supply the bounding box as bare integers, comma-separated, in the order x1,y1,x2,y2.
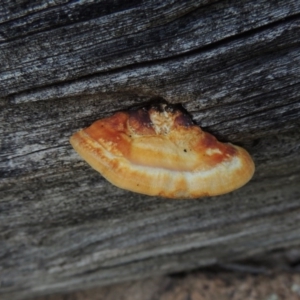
1,0,300,299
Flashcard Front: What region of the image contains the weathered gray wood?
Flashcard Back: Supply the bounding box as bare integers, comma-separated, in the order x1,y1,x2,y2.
1,0,300,299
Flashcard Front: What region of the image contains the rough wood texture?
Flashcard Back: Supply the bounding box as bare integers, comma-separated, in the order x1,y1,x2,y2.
1,0,300,299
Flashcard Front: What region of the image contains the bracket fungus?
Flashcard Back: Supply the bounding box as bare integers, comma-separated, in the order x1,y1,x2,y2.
70,103,255,198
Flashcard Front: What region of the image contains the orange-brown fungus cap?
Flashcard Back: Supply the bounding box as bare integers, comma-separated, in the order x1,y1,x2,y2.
70,103,255,198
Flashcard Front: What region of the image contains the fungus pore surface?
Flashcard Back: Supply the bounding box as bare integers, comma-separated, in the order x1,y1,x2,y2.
70,103,255,198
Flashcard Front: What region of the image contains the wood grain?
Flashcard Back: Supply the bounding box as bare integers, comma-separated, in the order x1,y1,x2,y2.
1,0,300,299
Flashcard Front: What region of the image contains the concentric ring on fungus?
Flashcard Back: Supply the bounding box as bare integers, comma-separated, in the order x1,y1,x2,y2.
70,103,255,198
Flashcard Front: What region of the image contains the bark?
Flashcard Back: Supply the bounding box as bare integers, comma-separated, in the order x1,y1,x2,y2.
1,0,300,299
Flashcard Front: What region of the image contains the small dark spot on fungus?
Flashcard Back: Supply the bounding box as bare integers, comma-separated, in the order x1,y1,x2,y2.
128,108,155,135
70,100,255,198
128,108,153,127
175,113,194,127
